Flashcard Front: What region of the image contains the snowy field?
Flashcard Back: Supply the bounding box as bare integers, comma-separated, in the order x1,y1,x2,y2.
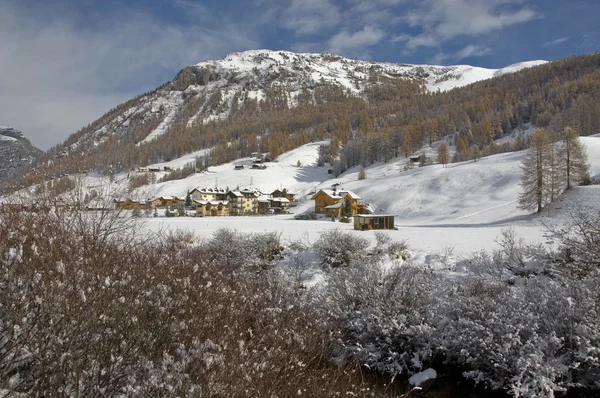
138,134,600,263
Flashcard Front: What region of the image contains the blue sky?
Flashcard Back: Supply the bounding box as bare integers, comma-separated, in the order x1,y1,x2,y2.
1,0,598,150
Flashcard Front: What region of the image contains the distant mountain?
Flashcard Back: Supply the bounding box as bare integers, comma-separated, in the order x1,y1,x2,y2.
51,50,547,156
0,126,43,183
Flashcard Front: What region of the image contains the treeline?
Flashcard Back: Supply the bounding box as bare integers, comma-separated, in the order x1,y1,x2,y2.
8,53,600,191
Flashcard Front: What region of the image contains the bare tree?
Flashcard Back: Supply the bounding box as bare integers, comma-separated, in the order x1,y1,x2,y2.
519,128,552,213
437,143,449,168
561,127,590,189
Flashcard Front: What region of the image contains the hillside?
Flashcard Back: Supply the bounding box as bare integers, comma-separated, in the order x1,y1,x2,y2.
0,126,43,184
6,51,599,197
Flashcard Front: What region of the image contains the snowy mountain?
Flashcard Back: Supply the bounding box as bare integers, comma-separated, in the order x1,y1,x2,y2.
0,126,43,183
56,50,547,154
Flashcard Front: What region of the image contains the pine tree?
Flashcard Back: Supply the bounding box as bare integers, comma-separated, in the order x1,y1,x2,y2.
185,191,192,208
437,143,449,168
519,128,553,213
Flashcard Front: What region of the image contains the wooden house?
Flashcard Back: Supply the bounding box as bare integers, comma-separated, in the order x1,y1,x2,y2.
114,198,139,210
311,189,361,217
353,215,395,230
271,189,295,202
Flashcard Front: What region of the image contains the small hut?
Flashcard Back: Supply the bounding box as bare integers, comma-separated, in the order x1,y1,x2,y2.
353,214,396,231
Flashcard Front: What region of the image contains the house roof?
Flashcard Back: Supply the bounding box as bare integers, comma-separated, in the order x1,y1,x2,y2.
271,197,290,203
194,200,229,206
325,202,343,209
311,189,361,200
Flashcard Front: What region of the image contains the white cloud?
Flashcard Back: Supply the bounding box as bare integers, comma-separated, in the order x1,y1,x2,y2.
543,36,569,47
399,0,539,51
430,44,491,64
327,26,386,59
283,0,341,36
0,2,257,150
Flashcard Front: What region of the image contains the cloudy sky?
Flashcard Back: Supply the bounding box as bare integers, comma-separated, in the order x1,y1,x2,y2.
1,0,598,150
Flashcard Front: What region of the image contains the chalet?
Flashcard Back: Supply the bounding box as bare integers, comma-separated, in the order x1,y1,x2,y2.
270,197,290,213
353,215,395,230
190,187,227,203
114,198,139,210
251,164,267,169
257,196,271,214
311,188,361,217
234,165,244,170
409,155,421,163
195,200,230,217
154,196,182,208
148,166,161,172
270,189,295,202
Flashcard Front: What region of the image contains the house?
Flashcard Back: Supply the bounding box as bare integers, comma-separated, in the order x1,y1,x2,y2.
257,196,271,214
270,189,295,202
154,196,182,208
114,198,139,210
311,188,361,217
270,197,290,213
234,165,244,170
190,187,227,203
227,189,258,215
353,215,395,230
195,200,230,217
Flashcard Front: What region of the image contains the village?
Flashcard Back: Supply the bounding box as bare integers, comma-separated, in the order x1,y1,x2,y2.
109,183,397,230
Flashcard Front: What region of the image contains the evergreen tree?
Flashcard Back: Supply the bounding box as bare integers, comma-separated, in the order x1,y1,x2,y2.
185,191,192,208
518,128,552,213
437,143,449,168
343,197,352,217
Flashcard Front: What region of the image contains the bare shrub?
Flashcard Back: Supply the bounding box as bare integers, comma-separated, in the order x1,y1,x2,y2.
313,229,369,268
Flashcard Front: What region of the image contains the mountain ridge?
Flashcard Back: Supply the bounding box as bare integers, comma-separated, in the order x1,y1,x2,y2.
51,50,548,153
0,126,43,184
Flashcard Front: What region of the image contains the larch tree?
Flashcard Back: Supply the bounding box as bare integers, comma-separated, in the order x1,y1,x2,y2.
561,127,590,189
518,128,553,213
437,143,449,168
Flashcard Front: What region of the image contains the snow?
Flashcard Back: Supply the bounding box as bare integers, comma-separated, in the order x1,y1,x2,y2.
493,60,548,77
0,134,18,142
409,368,437,386
137,133,600,263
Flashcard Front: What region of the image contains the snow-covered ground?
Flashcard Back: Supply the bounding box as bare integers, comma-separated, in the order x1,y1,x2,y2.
140,134,600,263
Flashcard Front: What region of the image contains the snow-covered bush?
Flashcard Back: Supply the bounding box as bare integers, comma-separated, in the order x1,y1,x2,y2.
0,209,385,397
324,264,437,375
313,229,369,267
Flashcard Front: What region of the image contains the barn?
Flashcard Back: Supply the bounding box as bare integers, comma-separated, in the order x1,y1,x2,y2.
353,214,396,230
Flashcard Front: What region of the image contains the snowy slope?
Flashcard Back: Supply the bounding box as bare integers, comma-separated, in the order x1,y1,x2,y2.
129,135,600,227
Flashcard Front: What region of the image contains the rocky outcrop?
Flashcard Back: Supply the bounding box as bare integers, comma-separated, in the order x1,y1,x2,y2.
0,126,43,183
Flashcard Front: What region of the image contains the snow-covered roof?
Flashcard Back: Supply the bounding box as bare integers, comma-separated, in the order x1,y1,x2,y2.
313,189,361,200
194,200,229,206
325,202,343,209
271,197,290,203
